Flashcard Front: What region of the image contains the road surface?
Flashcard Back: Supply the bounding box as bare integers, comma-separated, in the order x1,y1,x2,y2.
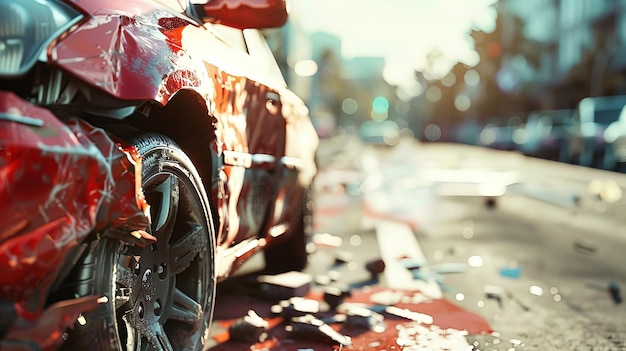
208,134,626,350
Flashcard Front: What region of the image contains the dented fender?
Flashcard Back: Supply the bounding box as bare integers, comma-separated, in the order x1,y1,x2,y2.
0,91,150,347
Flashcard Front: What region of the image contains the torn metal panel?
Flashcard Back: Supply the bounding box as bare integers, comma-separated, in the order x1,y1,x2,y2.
0,91,149,347
2,296,106,351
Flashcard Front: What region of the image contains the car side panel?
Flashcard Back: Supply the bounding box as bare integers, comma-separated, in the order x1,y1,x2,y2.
53,3,288,247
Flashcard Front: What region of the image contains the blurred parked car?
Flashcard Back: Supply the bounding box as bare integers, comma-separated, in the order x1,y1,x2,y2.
477,119,524,151
359,120,400,146
562,95,626,168
0,0,318,350
602,105,626,171
517,109,574,161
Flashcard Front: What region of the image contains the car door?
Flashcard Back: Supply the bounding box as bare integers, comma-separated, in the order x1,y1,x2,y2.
208,25,287,246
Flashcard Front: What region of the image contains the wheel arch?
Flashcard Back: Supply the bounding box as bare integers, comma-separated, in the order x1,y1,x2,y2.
147,89,217,184
153,90,219,227
109,89,220,231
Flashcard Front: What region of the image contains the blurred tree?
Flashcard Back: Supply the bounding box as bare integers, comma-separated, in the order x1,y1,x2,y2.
316,48,358,129
468,10,548,122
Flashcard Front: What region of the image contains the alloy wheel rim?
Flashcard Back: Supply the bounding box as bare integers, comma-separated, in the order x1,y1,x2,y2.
114,167,210,350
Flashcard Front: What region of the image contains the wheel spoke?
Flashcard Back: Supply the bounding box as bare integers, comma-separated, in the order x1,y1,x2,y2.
155,325,174,351
116,261,136,288
121,314,137,351
168,287,203,325
148,174,179,239
169,222,207,274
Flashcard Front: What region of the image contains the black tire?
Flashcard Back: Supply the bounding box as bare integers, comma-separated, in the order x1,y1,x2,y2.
58,133,216,351
263,187,312,274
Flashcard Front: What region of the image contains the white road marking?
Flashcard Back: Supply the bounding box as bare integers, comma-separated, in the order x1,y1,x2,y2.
375,220,442,299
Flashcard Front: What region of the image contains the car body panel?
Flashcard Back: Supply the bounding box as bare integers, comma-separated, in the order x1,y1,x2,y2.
197,0,288,29
51,0,316,249
0,0,317,346
0,91,150,302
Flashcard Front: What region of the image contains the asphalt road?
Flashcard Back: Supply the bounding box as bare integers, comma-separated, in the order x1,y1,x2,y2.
314,134,626,349
208,134,626,350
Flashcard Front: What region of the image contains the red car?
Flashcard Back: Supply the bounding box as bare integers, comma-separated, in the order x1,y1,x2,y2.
0,0,318,350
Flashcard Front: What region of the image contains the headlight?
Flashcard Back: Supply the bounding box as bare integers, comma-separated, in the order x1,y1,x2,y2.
0,0,82,77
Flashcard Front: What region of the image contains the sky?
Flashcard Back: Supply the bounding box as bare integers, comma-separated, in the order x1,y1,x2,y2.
288,0,498,95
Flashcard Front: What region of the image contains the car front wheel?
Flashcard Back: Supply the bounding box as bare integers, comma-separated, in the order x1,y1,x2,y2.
58,133,216,351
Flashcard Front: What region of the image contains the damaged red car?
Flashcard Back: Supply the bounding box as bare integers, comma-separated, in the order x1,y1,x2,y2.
0,0,318,350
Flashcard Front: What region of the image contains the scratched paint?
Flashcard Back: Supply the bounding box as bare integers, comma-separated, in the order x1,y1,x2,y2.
0,91,149,326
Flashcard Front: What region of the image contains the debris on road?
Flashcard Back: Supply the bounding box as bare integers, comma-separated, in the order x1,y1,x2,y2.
385,305,434,325
499,263,522,279
411,268,445,286
228,310,269,343
312,232,344,248
573,239,598,255
287,314,353,346
609,281,622,304
343,305,386,332
258,271,313,300
271,297,326,318
334,250,355,265
365,258,386,277
396,322,471,350
322,286,352,309
484,285,505,307
399,257,424,270
588,280,623,304
209,284,494,349
368,289,403,305
428,262,469,274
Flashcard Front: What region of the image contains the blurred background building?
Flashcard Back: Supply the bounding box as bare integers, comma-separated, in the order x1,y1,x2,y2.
265,0,626,157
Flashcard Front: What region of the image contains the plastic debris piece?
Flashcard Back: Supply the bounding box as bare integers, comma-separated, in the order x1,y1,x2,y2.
428,263,469,274
272,297,324,318
288,314,352,346
608,284,622,304
396,322,471,350
485,197,497,209
573,240,597,255
323,286,352,310
484,285,504,307
499,265,521,279
312,233,343,248
399,257,424,270
334,250,355,264
365,258,386,276
411,268,445,285
314,275,332,286
401,292,433,305
228,310,269,343
257,271,312,300
384,306,434,325
369,289,403,306
327,270,342,281
344,305,385,333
